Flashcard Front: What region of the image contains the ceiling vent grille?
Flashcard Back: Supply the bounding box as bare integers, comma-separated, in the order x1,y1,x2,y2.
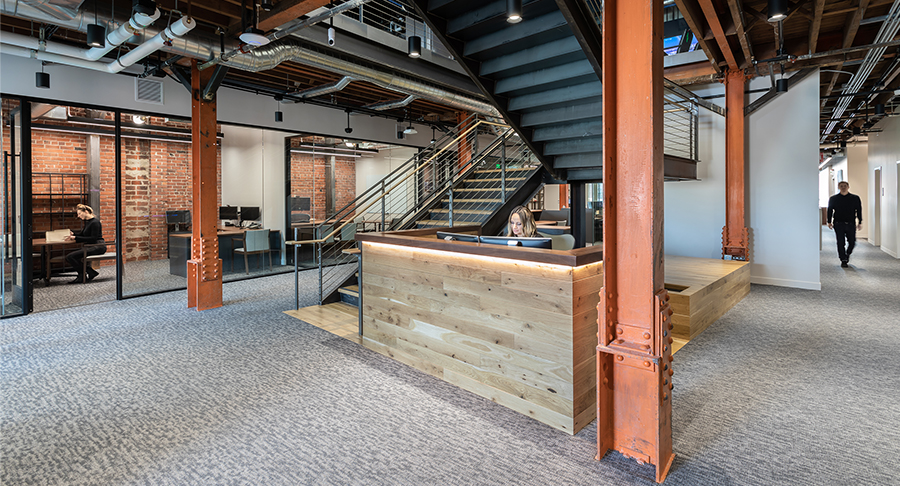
135,78,164,105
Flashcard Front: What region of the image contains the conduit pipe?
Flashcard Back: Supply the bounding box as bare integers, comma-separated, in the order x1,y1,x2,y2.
822,0,900,140
1,16,196,74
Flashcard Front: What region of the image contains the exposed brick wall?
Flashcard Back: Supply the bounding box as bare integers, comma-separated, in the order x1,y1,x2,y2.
289,140,356,220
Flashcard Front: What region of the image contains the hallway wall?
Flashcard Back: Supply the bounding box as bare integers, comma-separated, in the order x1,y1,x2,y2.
867,114,900,258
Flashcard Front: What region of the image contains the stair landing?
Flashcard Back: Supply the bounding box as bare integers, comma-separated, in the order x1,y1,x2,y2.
285,302,360,344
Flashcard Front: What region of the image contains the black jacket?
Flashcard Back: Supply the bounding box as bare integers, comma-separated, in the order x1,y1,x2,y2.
827,193,863,224
74,217,104,244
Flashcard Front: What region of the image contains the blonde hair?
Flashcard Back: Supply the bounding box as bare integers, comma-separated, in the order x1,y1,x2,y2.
506,206,537,237
75,204,94,215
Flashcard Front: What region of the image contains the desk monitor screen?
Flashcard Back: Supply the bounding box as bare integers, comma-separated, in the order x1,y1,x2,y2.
479,236,552,249
436,231,479,243
290,196,311,212
240,206,260,221
165,210,191,224
219,206,238,220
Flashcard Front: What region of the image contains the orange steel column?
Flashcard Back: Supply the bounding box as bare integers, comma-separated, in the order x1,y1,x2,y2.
187,60,223,310
599,0,675,483
721,70,749,260
456,111,472,169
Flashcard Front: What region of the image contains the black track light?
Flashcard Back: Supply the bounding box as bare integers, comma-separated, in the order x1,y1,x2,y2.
275,96,283,123
507,0,522,23
261,0,273,12
87,0,106,48
840,141,847,149
767,0,787,22
875,104,885,116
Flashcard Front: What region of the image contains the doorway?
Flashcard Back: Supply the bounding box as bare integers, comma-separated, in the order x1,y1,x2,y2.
2,97,31,317
874,167,882,247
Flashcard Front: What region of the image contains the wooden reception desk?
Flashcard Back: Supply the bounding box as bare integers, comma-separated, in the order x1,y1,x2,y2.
356,227,603,434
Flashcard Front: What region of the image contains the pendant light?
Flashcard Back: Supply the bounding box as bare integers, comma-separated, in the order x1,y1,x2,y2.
240,1,269,46
507,0,523,23
35,62,50,89
275,96,283,123
408,19,422,58
86,0,106,48
767,0,787,22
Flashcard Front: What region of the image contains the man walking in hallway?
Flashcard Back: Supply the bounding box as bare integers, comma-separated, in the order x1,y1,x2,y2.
827,181,863,268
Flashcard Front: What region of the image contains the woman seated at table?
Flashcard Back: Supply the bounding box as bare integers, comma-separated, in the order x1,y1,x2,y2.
64,204,105,284
507,205,538,237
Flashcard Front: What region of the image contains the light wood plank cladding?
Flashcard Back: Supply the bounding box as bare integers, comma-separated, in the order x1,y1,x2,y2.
360,241,603,434
664,256,750,340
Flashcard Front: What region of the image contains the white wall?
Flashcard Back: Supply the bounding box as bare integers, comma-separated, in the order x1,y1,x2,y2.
0,53,435,147
220,125,287,262
664,69,821,290
867,114,900,258
846,143,869,240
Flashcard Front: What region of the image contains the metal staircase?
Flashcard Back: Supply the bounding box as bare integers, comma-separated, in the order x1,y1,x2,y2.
411,0,703,182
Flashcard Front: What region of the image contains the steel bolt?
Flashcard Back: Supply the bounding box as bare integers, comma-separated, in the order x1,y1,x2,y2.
643,332,651,340
643,361,651,367
616,355,624,361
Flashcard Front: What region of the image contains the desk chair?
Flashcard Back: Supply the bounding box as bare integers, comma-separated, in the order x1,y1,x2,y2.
233,229,272,274
549,234,576,251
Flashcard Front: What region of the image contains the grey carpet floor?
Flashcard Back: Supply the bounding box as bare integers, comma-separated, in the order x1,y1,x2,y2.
2,231,898,485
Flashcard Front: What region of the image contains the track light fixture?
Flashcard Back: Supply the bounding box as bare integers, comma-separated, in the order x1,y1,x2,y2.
507,0,523,23
767,0,787,22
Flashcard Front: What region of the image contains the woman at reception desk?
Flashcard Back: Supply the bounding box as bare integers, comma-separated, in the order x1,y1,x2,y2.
355,225,603,434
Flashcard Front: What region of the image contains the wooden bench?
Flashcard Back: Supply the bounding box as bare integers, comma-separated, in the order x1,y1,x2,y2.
48,242,117,283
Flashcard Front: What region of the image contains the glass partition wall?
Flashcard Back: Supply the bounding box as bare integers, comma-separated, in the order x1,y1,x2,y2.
1,97,27,317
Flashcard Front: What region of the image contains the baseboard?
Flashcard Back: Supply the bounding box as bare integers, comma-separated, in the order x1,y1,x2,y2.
883,247,899,259
750,276,821,291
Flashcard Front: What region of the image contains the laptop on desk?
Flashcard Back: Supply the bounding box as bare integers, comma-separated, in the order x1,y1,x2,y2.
44,229,70,243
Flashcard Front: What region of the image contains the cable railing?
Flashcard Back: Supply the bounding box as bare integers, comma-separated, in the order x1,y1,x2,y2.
287,114,518,304
663,91,698,161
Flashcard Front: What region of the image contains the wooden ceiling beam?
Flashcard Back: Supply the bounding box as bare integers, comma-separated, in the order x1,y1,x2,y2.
809,0,826,54
673,0,723,73
697,0,739,70
726,0,754,67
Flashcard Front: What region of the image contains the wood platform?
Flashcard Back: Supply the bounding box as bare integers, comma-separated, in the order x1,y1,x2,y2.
285,303,360,344
664,256,750,341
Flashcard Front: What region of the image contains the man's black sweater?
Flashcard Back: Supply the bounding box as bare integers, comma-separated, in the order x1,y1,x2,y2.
827,193,862,224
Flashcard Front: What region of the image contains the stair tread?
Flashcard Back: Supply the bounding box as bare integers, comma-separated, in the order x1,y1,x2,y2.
431,208,493,215
338,285,359,295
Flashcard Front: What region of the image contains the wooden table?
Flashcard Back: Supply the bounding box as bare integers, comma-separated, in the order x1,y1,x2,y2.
32,238,80,283
168,228,281,276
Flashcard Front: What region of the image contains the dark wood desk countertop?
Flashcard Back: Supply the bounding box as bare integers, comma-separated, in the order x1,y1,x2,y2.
355,226,602,267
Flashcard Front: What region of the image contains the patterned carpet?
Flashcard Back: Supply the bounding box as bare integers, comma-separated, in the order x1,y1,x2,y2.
1,231,898,485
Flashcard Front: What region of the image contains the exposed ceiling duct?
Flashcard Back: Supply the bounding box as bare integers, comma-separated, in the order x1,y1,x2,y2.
293,76,353,99
0,0,499,117
7,0,85,22
220,39,500,116
365,95,416,111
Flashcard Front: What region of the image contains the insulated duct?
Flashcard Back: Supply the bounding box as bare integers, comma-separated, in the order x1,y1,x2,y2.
5,0,84,22
365,95,416,111
294,75,353,99
220,39,500,116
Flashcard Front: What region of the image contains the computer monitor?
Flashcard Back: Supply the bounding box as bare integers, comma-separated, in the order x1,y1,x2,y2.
290,196,311,212
219,206,238,220
479,235,552,249
436,231,479,243
165,210,190,224
240,206,260,221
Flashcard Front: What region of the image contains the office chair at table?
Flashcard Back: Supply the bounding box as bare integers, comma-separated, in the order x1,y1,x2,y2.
233,229,272,274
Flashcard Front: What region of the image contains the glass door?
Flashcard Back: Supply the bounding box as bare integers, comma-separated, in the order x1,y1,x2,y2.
2,98,30,317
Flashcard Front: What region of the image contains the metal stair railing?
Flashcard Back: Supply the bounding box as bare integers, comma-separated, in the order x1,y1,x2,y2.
286,114,513,305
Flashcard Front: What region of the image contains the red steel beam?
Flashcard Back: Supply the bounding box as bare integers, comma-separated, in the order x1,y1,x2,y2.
599,0,674,482
188,60,224,311
721,70,749,260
